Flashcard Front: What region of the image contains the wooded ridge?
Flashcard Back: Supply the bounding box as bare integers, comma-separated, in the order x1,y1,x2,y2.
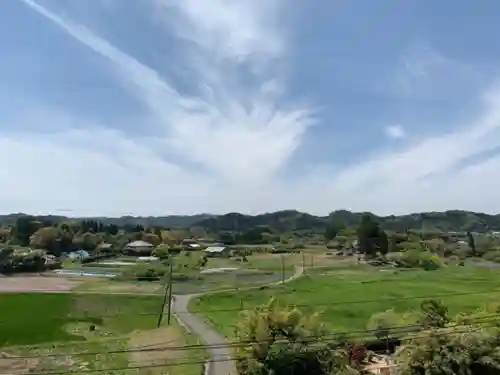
1,209,500,233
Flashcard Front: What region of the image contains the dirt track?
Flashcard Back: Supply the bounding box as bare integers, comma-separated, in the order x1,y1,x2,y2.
0,276,80,292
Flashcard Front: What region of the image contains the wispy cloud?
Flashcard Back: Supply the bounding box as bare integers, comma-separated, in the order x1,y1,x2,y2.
19,0,313,186
391,41,485,101
155,0,285,63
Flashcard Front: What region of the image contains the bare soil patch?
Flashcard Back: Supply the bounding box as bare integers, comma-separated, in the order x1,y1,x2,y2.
0,352,39,374
0,276,80,292
128,327,184,371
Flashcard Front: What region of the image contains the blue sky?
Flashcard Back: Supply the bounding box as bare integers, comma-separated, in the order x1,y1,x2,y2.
2,0,500,216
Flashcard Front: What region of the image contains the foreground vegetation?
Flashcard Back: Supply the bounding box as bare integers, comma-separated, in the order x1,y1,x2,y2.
231,295,500,375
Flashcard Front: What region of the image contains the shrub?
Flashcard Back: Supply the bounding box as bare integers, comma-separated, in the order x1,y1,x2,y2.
482,250,500,263
390,250,442,270
367,309,400,339
235,298,361,375
152,244,170,259
367,309,419,340
395,325,500,375
119,263,168,282
419,253,442,270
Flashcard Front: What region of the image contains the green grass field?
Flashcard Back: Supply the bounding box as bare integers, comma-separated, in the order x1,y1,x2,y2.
0,293,162,346
191,265,500,337
1,292,205,375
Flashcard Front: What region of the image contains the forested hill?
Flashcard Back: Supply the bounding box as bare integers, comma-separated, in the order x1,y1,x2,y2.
192,210,500,233
0,213,213,229
1,210,500,233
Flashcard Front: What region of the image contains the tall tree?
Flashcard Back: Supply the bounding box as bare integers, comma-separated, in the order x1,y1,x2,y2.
13,216,40,246
357,214,380,257
324,215,344,244
467,231,476,256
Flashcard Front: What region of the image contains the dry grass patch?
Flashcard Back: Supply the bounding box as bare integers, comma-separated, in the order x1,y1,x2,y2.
128,327,184,367
74,280,163,294
0,352,39,374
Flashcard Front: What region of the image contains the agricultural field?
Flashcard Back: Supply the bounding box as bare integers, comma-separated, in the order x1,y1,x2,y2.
72,253,299,295
0,293,206,375
191,264,500,337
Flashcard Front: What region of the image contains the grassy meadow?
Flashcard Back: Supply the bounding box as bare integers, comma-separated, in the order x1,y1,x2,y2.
191,264,500,337
0,293,163,346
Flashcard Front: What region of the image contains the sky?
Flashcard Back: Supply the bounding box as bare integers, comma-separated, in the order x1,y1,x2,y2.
2,0,500,217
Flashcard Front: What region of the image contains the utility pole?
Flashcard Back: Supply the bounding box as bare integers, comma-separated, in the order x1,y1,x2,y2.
301,251,305,273
166,261,174,325
281,255,285,284
156,271,169,328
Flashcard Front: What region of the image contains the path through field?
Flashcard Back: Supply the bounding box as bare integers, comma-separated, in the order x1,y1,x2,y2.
172,265,304,375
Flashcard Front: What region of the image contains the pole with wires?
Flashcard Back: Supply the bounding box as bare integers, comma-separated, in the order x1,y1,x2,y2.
166,261,174,325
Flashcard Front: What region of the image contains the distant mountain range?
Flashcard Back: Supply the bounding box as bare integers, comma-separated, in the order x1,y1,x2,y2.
1,210,500,233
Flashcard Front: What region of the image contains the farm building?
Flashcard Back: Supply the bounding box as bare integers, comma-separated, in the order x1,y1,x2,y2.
124,240,154,255
204,246,230,258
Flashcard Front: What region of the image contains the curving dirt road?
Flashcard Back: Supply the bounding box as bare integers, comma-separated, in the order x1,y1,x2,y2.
172,265,304,375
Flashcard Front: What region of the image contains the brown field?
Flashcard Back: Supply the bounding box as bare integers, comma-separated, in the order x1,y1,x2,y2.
0,276,80,292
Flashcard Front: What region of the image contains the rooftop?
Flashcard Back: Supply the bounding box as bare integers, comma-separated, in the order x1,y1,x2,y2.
126,240,154,248
204,246,227,253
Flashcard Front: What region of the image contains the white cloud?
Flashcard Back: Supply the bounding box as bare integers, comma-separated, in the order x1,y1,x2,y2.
18,0,313,187
155,0,285,63
392,41,484,100
385,124,406,139
4,1,500,217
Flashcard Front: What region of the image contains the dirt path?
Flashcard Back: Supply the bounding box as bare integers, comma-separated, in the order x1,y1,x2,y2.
172,265,304,375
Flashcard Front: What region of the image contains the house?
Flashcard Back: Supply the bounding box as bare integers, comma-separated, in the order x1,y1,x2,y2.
204,246,230,258
181,239,201,249
124,240,154,255
197,238,219,245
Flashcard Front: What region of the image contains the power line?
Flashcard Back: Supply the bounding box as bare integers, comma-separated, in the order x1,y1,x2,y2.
9,313,500,360
190,288,500,314
16,319,500,375
9,287,500,322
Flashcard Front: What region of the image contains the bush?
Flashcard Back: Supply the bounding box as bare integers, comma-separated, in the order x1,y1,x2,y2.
119,263,168,282
390,250,442,270
395,325,500,375
367,309,419,340
419,253,442,270
152,244,170,259
235,298,361,375
81,253,116,264
482,250,500,263
367,309,400,339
